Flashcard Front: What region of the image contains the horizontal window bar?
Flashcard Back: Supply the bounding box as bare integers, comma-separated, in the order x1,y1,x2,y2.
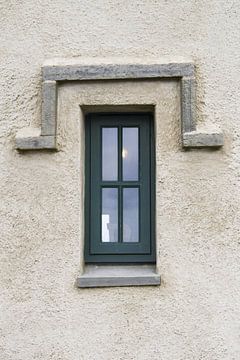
100,182,141,186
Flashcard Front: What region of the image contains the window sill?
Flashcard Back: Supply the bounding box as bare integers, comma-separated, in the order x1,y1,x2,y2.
77,265,161,288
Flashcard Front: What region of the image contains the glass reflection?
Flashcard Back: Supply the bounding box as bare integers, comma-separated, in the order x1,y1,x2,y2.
101,188,118,242
102,128,118,181
122,127,139,181
123,188,139,243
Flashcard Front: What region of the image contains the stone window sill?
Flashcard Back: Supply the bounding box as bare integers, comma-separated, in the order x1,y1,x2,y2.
76,265,161,288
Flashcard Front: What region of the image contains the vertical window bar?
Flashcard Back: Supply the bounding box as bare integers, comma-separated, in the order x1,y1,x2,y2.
119,186,123,243
118,126,123,243
138,126,140,181
118,125,122,181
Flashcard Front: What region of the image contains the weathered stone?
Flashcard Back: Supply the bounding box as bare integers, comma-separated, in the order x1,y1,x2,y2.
77,265,161,288
16,136,55,150
17,63,223,150
42,63,195,81
41,81,57,136
15,61,223,150
183,131,224,148
181,76,196,133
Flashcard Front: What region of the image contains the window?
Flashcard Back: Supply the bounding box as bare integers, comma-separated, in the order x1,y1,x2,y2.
85,113,155,264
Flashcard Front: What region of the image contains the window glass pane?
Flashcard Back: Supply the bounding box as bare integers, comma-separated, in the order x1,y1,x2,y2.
123,188,139,243
102,128,118,181
101,188,118,242
122,127,139,181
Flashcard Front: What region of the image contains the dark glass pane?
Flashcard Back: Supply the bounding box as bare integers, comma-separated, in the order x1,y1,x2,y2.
101,188,118,242
122,127,139,181
102,128,118,181
123,188,139,243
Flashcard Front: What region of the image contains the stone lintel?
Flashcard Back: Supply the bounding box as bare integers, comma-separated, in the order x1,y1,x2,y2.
42,63,195,81
15,61,223,150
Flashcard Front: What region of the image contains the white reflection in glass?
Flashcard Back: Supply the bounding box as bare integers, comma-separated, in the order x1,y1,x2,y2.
102,128,118,181
123,188,139,243
122,128,138,181
101,188,118,242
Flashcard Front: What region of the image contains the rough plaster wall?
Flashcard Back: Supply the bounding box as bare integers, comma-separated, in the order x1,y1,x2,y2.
0,1,240,359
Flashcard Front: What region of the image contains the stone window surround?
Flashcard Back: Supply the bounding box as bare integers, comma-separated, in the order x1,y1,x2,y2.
15,60,223,287
15,60,223,150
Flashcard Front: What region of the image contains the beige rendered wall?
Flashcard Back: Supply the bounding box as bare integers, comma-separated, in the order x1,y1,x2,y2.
1,1,240,359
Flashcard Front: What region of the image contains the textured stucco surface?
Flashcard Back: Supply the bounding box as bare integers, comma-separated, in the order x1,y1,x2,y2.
1,1,240,359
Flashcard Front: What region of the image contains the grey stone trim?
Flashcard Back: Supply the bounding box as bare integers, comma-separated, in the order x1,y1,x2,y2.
181,76,196,133
16,129,56,150
183,131,224,148
15,61,223,150
42,63,194,81
41,81,57,136
15,81,57,150
77,265,161,288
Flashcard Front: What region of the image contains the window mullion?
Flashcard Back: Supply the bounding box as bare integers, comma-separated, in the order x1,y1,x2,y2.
118,126,123,243
119,185,123,243
118,125,122,181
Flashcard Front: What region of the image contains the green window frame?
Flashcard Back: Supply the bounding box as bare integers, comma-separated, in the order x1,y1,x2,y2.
85,113,155,263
